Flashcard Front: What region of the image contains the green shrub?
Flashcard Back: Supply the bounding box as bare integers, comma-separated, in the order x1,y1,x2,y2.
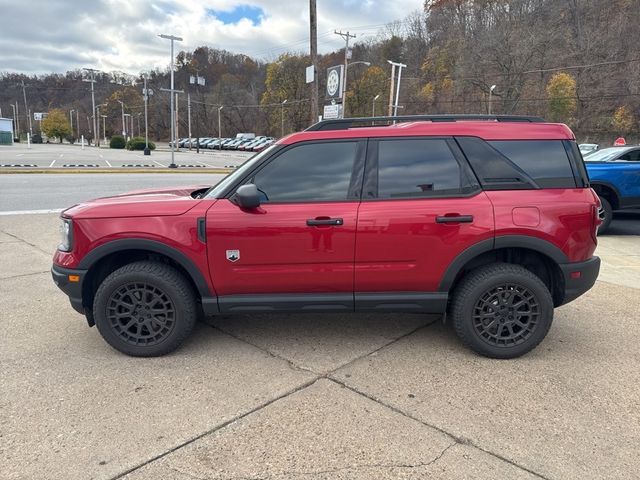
110,135,126,149
126,136,156,151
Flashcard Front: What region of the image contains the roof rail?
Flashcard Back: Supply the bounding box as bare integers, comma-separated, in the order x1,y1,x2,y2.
305,114,546,131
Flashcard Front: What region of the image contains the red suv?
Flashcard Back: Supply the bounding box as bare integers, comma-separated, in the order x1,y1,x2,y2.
52,115,600,359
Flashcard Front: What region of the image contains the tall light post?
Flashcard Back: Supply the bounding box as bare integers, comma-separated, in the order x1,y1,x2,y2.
117,100,126,137
96,104,106,148
142,75,153,155
387,60,407,117
217,105,224,150
69,109,75,141
14,102,20,138
372,94,380,117
281,99,288,137
159,33,183,169
101,114,107,144
124,113,131,140
488,84,497,115
83,68,99,146
10,104,17,140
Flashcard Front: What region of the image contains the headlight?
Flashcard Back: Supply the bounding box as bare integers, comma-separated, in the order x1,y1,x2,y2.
58,218,73,252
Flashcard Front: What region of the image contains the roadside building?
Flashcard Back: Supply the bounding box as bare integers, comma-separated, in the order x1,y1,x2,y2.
0,117,14,145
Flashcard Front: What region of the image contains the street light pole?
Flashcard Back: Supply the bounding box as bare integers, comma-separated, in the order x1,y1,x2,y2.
142,75,152,155
69,109,75,141
217,105,224,150
96,104,106,148
372,94,380,117
387,60,407,117
101,115,107,144
83,68,99,146
334,30,356,118
281,99,288,137
488,84,497,115
10,104,17,140
117,100,126,137
159,33,183,169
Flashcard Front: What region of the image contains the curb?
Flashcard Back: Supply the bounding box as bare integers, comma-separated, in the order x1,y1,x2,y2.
0,168,234,174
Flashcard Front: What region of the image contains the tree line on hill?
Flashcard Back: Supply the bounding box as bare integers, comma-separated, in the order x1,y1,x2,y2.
1,0,638,144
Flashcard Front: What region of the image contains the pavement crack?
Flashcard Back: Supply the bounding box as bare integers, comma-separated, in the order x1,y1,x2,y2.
329,378,551,480
1,270,49,280
110,377,321,480
0,230,52,256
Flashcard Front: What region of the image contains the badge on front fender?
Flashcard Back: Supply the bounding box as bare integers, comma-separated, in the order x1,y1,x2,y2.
226,250,240,262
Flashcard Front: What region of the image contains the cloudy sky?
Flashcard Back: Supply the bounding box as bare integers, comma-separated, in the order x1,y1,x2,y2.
0,0,423,75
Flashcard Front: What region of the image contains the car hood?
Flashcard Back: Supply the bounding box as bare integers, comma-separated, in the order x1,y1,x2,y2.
63,185,211,219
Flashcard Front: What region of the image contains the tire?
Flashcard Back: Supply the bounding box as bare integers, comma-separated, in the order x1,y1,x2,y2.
449,263,554,359
93,261,197,357
597,196,613,235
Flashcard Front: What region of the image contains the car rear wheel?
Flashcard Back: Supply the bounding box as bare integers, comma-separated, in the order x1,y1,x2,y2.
450,263,554,359
93,261,197,357
597,196,613,235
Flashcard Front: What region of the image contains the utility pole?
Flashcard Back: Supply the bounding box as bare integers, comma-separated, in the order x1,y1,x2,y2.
175,92,180,145
10,104,17,139
372,94,380,117
76,110,80,139
20,80,32,136
83,68,99,146
309,0,318,124
488,84,497,115
159,33,183,168
334,30,356,118
281,99,288,137
387,60,407,117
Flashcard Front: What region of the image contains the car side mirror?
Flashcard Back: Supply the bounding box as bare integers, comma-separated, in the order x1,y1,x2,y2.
234,184,261,209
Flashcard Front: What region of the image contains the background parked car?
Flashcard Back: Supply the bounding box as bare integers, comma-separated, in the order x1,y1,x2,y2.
584,145,640,233
579,143,599,156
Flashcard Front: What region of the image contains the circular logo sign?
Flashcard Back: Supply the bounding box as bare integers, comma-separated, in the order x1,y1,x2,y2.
327,69,340,97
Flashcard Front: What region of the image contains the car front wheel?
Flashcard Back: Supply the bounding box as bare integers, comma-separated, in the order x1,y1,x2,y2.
93,261,197,357
450,263,554,359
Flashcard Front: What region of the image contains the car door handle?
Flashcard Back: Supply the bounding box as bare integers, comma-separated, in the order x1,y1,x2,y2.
306,217,344,226
436,215,474,224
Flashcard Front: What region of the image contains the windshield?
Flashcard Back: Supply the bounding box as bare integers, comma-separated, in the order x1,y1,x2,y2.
583,147,630,162
204,144,278,198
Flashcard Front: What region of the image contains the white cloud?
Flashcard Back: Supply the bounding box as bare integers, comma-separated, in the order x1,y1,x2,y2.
0,0,423,74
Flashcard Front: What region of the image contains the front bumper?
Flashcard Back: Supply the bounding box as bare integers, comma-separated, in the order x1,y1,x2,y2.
51,264,87,315
559,256,601,305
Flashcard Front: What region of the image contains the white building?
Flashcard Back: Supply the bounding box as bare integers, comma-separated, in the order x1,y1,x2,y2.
0,117,14,145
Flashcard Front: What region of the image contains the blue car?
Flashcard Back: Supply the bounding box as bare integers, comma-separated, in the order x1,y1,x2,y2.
584,146,640,233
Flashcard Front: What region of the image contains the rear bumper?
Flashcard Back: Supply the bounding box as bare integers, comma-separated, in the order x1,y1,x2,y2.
51,264,87,315
559,256,600,305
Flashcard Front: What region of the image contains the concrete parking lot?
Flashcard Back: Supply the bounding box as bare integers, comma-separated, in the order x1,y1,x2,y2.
0,143,252,169
1,212,639,480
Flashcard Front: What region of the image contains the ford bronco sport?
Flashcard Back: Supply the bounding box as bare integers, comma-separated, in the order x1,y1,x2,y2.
52,115,601,359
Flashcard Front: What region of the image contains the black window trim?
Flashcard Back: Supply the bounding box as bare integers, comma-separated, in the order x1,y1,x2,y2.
563,140,589,188
225,138,367,205
362,135,482,201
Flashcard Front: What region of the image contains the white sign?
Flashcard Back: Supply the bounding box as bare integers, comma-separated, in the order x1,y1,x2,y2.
33,112,48,121
323,104,342,120
306,65,314,84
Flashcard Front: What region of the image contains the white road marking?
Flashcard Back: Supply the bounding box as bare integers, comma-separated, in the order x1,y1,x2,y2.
105,159,113,167
0,209,64,216
49,159,56,167
152,160,166,167
16,154,24,157
195,160,210,167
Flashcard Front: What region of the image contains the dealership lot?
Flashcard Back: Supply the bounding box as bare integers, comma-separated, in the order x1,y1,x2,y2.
1,211,639,480
0,143,251,169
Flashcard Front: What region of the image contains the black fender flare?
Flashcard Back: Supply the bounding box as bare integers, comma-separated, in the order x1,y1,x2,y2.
78,238,213,298
438,235,568,292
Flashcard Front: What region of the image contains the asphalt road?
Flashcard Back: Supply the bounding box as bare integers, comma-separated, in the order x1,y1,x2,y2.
0,173,226,212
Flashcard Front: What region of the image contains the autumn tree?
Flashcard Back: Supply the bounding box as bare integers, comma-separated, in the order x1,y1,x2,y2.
41,108,71,142
345,66,387,117
546,73,577,123
612,106,634,135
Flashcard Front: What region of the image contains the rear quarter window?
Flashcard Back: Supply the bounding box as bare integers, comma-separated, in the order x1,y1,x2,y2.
488,140,577,188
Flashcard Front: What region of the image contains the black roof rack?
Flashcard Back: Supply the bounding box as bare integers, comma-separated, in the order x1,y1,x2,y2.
305,114,546,131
